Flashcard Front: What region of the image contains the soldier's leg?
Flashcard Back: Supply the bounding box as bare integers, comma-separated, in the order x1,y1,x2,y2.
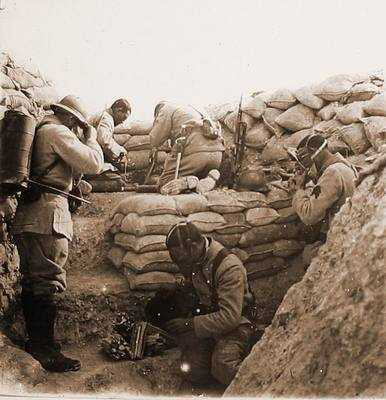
158,151,223,188
177,331,214,384
14,232,80,372
211,324,254,386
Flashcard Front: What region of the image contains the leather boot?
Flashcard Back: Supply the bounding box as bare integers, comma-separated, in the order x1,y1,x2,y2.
22,293,81,373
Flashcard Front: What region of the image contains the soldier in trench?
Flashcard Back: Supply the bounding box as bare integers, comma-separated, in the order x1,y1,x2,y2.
89,98,131,173
149,101,225,193
161,221,255,387
290,133,358,261
11,95,104,372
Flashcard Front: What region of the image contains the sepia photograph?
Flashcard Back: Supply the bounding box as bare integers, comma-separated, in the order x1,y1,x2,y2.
0,0,385,398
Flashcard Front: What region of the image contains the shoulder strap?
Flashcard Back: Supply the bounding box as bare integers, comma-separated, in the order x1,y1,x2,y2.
211,248,232,287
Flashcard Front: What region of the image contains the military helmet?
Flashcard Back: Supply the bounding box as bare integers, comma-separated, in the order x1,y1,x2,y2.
51,95,88,125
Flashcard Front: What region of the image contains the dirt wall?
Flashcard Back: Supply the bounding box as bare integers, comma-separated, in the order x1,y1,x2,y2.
226,168,386,397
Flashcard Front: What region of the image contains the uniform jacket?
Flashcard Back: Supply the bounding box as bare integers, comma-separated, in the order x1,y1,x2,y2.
191,239,251,339
292,153,357,231
12,115,104,241
149,102,225,156
89,110,126,161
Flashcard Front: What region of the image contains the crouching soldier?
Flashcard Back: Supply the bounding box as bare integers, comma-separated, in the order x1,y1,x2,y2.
89,98,131,172
11,95,104,372
149,101,225,192
163,221,255,387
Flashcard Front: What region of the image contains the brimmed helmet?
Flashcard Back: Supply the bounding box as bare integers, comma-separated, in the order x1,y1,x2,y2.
51,95,88,125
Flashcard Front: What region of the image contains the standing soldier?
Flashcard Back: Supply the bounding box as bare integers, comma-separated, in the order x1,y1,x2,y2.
163,221,255,387
89,98,131,171
149,101,225,192
11,95,104,372
291,133,358,241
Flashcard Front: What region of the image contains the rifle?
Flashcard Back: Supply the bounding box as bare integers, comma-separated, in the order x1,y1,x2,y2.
229,95,247,188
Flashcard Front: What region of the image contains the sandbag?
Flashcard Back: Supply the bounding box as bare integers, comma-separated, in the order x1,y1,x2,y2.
236,168,267,192
275,104,315,132
107,212,125,234
125,150,166,170
339,123,370,155
284,129,313,148
128,272,183,291
173,193,209,215
293,85,325,110
124,135,151,151
115,233,167,253
275,206,298,223
261,136,290,164
266,88,297,110
244,243,276,261
245,207,279,227
242,96,266,119
113,134,131,146
239,222,300,247
272,239,304,257
244,256,286,276
335,102,365,125
215,212,250,234
317,102,339,121
187,212,225,233
345,82,380,103
361,116,386,150
313,74,367,102
123,250,179,274
363,93,386,116
244,122,272,149
23,86,59,106
209,232,241,248
3,66,45,89
120,213,185,236
205,190,246,213
115,194,178,216
327,135,351,156
314,119,344,137
266,183,292,209
262,107,285,137
223,110,256,133
0,53,10,68
205,102,235,122
114,119,153,136
232,191,268,209
107,246,126,270
0,72,17,89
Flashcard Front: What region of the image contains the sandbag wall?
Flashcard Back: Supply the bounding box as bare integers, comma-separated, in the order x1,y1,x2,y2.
206,70,385,179
0,52,59,119
113,120,169,183
107,186,310,293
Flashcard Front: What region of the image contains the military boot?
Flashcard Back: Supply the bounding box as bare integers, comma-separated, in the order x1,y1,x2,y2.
23,293,81,373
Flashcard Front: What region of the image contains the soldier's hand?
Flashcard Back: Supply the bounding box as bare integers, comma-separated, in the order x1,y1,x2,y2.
164,318,194,335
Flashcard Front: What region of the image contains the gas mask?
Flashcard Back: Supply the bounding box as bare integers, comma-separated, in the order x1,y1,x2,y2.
297,136,328,170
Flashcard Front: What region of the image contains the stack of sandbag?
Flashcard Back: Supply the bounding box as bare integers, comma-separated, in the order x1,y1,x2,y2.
113,119,169,178
107,185,308,292
0,52,59,118
206,70,384,182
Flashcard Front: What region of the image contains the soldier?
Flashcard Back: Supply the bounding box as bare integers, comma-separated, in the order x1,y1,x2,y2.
291,133,357,240
163,221,255,387
12,95,104,372
149,101,225,191
89,98,131,171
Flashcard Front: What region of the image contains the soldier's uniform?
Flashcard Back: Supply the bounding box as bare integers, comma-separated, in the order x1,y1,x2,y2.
12,104,104,372
149,102,225,188
89,110,126,171
177,239,254,386
292,153,357,235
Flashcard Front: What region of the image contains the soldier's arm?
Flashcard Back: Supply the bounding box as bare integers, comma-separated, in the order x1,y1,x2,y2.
51,125,104,175
96,114,127,160
149,107,172,148
193,259,245,339
292,167,342,226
